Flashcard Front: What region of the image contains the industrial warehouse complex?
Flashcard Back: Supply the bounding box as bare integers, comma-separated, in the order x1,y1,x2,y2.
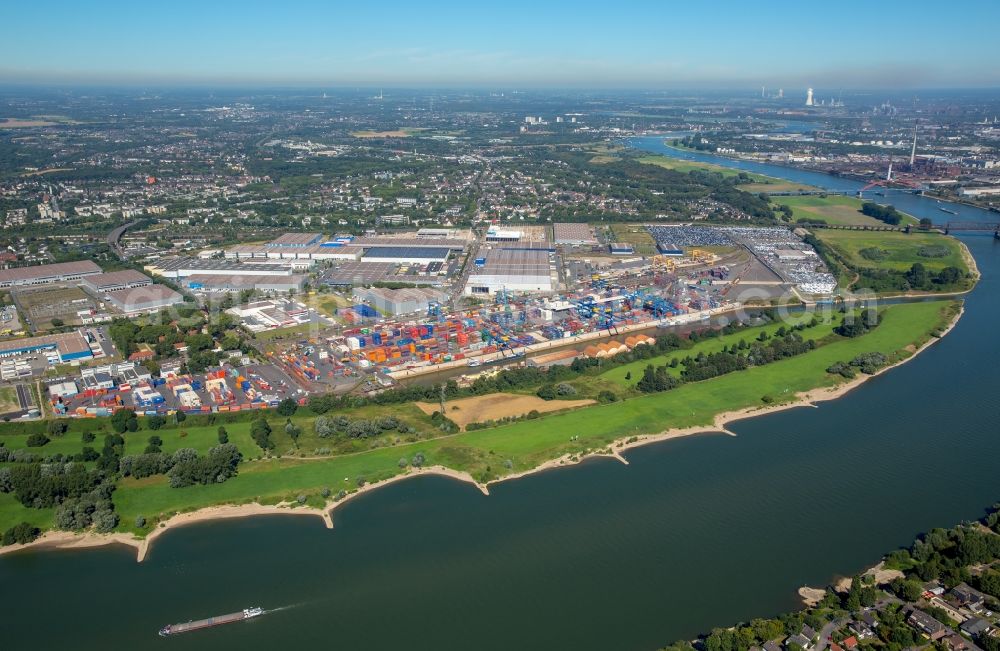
0,260,102,288
0,330,102,364
103,284,185,315
0,218,842,421
80,269,153,293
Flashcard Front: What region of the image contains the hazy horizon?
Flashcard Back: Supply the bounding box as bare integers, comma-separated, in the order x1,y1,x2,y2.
2,0,999,89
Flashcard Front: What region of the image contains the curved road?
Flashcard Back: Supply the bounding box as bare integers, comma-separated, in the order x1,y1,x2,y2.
107,220,137,259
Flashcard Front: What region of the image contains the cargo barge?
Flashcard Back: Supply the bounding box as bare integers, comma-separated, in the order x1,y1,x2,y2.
159,607,263,636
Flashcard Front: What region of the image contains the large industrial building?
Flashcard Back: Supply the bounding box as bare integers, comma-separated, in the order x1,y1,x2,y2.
104,285,185,315
264,232,323,248
361,246,451,264
226,300,316,332
352,286,449,316
485,227,523,243
350,236,465,251
223,243,362,261
0,330,96,363
553,223,598,246
465,249,555,295
146,257,303,279
80,269,153,293
217,232,465,263
321,262,445,288
0,261,102,288
184,274,308,295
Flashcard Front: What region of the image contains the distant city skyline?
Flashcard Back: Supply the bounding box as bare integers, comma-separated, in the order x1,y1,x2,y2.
2,0,999,88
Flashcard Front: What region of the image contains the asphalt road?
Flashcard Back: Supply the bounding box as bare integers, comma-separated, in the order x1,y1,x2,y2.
106,220,138,259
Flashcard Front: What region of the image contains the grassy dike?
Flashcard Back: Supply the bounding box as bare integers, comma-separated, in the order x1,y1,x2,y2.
94,300,957,539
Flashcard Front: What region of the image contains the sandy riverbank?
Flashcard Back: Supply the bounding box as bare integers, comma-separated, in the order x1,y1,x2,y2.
1,305,963,563
797,561,906,606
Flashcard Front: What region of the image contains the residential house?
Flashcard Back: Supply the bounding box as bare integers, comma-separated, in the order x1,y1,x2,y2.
858,611,879,630
128,349,155,363
960,618,992,638
952,583,989,613
941,633,980,651
908,608,947,640
848,620,874,640
786,633,813,650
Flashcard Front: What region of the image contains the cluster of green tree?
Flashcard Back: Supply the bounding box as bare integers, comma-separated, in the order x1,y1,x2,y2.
886,508,1000,588
166,444,243,488
868,603,923,649
275,397,299,417
536,383,578,400
25,432,50,447
859,246,890,261
250,417,274,451
684,333,816,382
119,443,243,488
709,184,776,220
636,331,816,394
111,408,139,433
660,611,823,651
53,483,119,532
107,311,243,364
917,245,951,259
840,351,889,378
636,364,683,393
0,462,103,509
861,202,904,225
675,136,716,152
826,361,857,379
834,308,882,338
313,414,408,439
466,411,542,431
852,264,965,294
246,155,430,185
2,522,41,546
429,410,459,433
905,262,965,291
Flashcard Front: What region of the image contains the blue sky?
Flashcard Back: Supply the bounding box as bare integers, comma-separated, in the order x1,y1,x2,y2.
1,0,998,88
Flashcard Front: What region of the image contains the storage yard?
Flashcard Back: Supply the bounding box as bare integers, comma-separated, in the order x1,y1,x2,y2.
645,225,837,296
46,360,304,418
202,225,832,393
4,223,835,418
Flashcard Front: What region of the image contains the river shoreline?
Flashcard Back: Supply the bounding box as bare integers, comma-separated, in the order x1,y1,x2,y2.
0,303,963,562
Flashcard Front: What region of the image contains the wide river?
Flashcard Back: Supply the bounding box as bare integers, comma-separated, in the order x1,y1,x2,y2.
1,138,998,650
